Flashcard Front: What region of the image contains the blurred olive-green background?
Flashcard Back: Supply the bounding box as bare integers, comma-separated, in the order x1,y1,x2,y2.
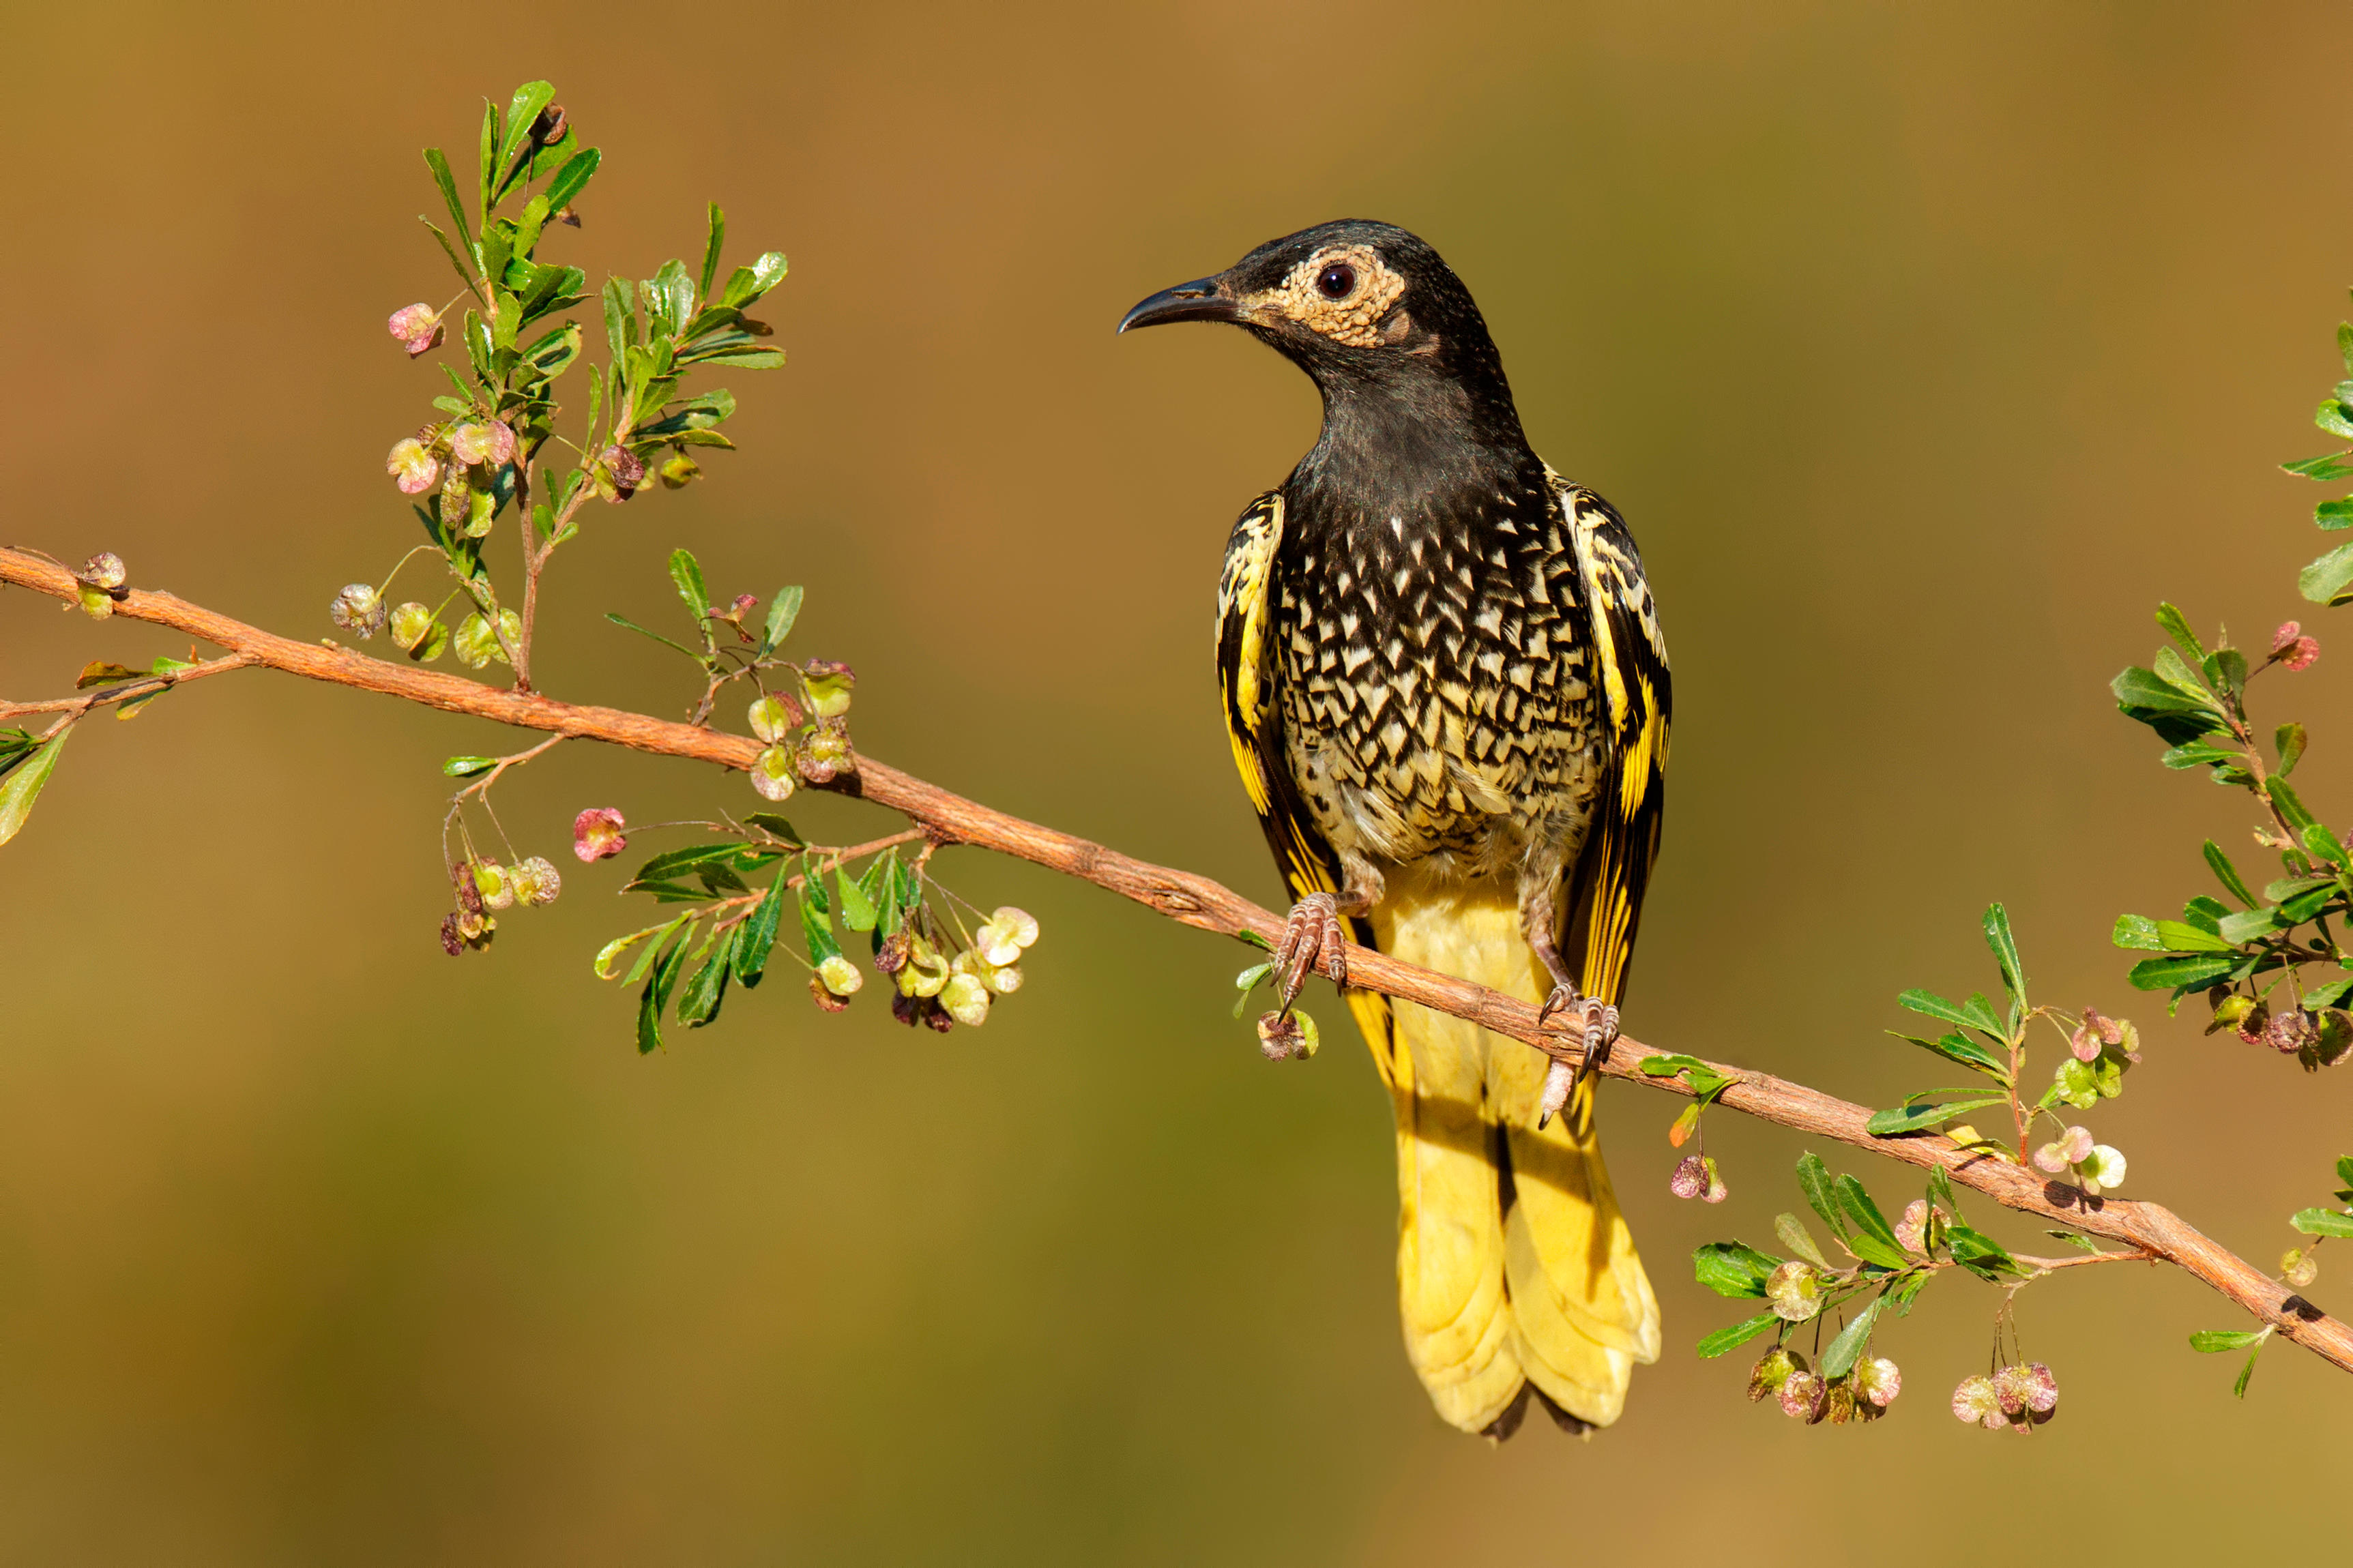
4,1,2352,1560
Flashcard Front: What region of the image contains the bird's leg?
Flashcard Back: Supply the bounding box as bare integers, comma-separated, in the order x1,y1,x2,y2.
1523,887,1616,1129
1272,861,1384,1007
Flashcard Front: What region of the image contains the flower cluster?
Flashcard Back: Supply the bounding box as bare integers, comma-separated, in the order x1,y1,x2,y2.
438,852,562,954
1749,1345,1902,1425
2030,1124,2128,1193
744,664,857,803
875,905,1036,1030
1951,1361,2058,1431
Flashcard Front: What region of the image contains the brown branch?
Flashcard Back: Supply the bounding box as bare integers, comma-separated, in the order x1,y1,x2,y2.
0,651,258,732
4,542,2345,1374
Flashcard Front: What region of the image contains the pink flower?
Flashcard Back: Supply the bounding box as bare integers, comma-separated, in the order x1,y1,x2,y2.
388,303,443,357
573,808,627,862
2032,1124,2094,1174
388,438,440,495
1668,1154,1706,1200
2275,621,2321,671
450,421,517,469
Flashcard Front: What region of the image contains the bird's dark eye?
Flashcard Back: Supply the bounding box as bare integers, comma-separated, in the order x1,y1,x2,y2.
1315,263,1356,300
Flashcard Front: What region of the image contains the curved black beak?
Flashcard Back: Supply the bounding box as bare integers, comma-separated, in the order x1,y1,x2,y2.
1117,275,1237,334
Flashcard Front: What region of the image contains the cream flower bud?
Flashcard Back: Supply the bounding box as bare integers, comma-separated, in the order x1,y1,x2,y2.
473,860,514,911
974,906,1040,966
330,583,388,638
817,954,864,997
390,601,434,650
453,612,500,668
2284,1247,2321,1288
1766,1260,1822,1322
388,437,441,494
748,694,795,744
750,743,798,801
941,971,991,1026
2081,1144,2126,1193
511,856,561,906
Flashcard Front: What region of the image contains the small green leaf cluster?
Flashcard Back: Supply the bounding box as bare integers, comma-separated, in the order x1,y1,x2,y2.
1693,1153,2019,1427
2111,604,2352,1065
354,82,787,679
597,821,1038,1052
2283,314,2353,604
1866,905,2138,1199
607,548,842,752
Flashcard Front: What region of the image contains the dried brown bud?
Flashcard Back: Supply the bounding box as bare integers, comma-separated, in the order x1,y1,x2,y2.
808,974,851,1014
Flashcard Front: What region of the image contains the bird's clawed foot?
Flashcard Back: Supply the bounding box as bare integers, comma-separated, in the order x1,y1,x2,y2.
1536,986,1618,1128
1272,891,1348,1006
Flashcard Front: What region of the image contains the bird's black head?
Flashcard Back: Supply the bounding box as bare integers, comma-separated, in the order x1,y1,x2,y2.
1119,219,1526,456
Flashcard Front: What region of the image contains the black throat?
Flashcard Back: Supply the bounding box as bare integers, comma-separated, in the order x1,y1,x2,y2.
1282,342,1543,535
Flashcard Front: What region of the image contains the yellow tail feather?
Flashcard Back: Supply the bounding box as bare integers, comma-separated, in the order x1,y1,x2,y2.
1356,874,1659,1434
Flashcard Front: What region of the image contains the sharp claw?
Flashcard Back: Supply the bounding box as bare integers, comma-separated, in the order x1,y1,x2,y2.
1274,892,1342,1006
1536,1059,1575,1129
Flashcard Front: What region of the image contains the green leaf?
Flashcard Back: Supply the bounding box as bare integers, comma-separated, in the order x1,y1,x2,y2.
800,879,841,964
1796,1152,1845,1235
422,147,473,254
734,875,786,986
699,201,727,303
1889,1029,2010,1078
1819,1297,1883,1380
2161,741,2236,769
2189,1328,2269,1352
605,611,705,662
542,146,601,215
835,868,879,932
1982,904,2026,1009
2290,1207,2353,1237
2152,645,2212,699
2205,840,2257,907
2304,823,2350,869
442,755,497,778
2215,907,2284,944
2112,665,2227,743
1691,1241,1781,1299
744,813,802,845
2111,914,2164,951
2127,953,2238,990
2236,1340,2266,1399
1233,961,1274,1019
0,727,69,848
2154,602,2206,661
1927,1163,1960,1224
1866,1095,2007,1136
2274,723,2309,779
1773,1213,1832,1271
1695,1310,1779,1360
675,941,732,1027
2335,1155,2353,1189
2301,977,2353,1010
1944,1226,2019,1275
2204,647,2249,701
2152,919,2235,953
2317,497,2353,530
626,843,768,886
720,251,787,310
594,918,683,981
2268,777,2318,835
761,585,804,655
2283,452,2353,482
2301,540,2353,605
637,924,695,1054
602,277,637,361
669,548,710,628
1832,1175,1903,1257
494,81,556,190
474,93,501,217
1896,988,2006,1038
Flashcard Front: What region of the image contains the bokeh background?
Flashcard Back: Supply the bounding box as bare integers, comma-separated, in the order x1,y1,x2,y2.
3,1,2350,1560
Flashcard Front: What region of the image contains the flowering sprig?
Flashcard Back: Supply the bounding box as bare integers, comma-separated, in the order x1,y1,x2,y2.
583,816,1038,1050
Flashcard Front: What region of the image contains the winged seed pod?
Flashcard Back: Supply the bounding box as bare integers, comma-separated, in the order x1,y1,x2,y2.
388,438,440,495
510,857,561,906
1766,1260,1822,1322
750,744,797,801
330,584,388,638
573,808,626,861
1855,1356,1901,1408
1747,1346,1798,1402
815,954,863,998
941,971,991,1026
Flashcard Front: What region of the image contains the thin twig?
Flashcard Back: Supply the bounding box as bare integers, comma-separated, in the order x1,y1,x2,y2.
0,651,257,726
1,543,2344,1374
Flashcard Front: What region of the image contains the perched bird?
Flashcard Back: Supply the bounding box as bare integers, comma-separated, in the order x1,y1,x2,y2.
1121,220,1669,1436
